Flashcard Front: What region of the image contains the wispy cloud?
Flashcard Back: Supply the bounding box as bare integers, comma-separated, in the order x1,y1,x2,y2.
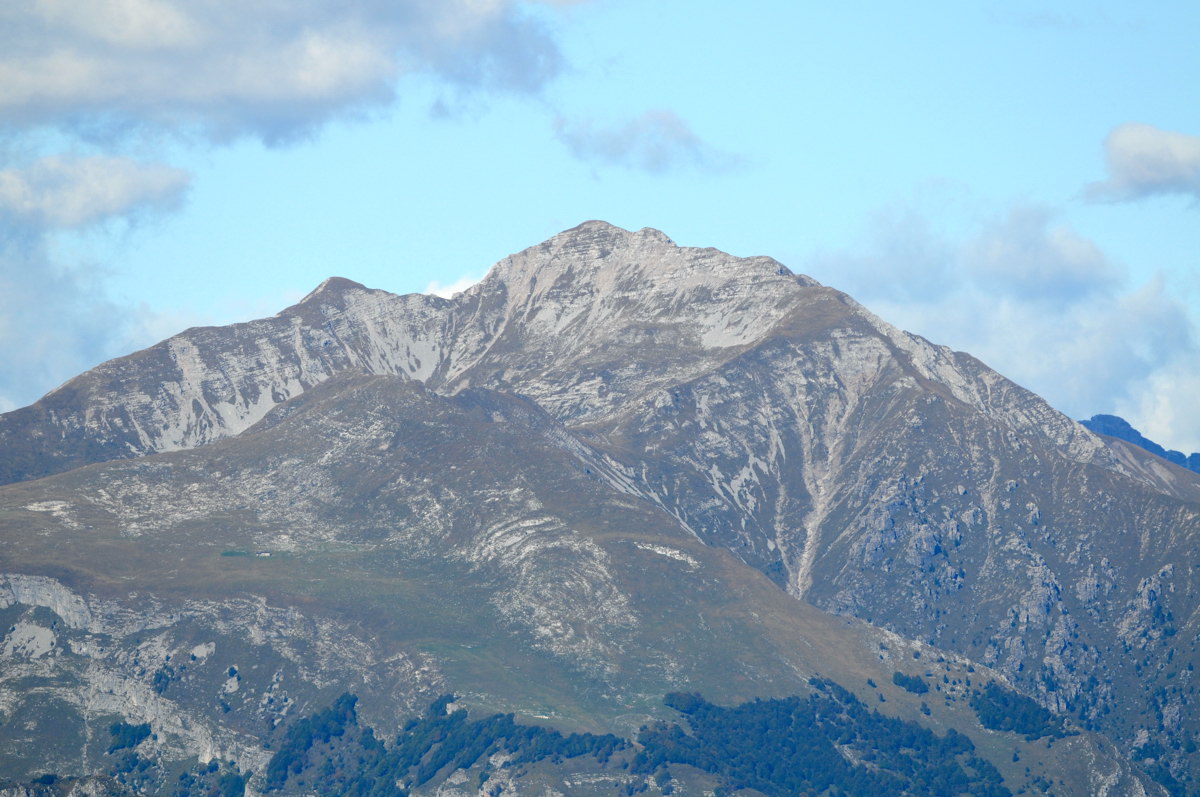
806,203,1200,451
1086,123,1200,203
0,154,193,410
987,7,1088,30
963,206,1122,301
0,241,147,412
555,110,739,173
0,250,205,412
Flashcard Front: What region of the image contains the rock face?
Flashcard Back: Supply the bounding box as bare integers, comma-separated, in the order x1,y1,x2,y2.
0,278,449,485
1,221,1198,792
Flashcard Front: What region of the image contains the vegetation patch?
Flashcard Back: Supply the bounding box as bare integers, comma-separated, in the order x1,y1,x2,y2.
263,693,626,795
969,683,1069,741
633,680,1009,796
24,680,1076,795
892,671,930,694
106,721,151,754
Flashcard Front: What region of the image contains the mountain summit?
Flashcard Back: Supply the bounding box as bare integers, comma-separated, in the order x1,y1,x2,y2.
1,222,1198,793
0,221,1128,483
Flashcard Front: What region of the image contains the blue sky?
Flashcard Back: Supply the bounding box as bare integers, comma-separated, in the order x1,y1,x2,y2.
2,1,1199,450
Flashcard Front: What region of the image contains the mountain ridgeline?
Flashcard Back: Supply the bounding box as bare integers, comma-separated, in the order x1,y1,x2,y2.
2,221,1199,795
1082,414,1200,475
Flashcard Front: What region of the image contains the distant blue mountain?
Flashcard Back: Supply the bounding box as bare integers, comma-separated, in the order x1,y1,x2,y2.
1081,414,1200,474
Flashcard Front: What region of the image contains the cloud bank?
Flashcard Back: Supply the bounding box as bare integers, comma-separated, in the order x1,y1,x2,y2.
0,0,571,144
806,204,1200,452
1087,123,1200,202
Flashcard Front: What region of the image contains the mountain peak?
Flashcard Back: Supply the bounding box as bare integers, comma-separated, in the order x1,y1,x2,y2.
552,219,673,244
298,276,369,304
536,220,679,265
473,220,810,306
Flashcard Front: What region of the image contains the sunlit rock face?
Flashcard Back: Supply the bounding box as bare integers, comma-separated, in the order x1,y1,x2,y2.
1,221,1198,792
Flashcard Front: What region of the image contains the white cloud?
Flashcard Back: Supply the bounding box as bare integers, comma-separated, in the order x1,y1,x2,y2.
803,205,1200,452
0,0,573,143
32,0,203,49
425,273,483,298
555,110,738,173
1086,123,1200,202
0,155,189,228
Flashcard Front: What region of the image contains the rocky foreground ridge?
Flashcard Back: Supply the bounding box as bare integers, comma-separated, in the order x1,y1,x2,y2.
2,222,1199,794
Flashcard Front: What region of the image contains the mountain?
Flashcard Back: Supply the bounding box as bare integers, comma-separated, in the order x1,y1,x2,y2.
1082,413,1200,475
2,221,1197,794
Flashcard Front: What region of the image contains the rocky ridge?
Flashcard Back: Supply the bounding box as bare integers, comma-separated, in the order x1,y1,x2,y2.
0,222,1141,486
2,221,1199,793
